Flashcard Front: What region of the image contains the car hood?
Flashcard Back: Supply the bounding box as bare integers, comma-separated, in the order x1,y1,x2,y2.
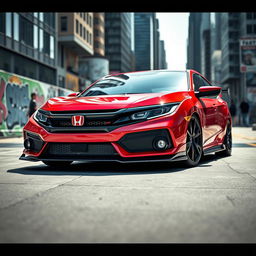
41,92,188,112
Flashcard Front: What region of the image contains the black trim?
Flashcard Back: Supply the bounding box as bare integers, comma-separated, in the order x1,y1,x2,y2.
19,151,187,163
203,145,226,155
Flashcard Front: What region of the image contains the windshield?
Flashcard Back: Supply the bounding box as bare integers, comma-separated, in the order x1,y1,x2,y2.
80,71,188,97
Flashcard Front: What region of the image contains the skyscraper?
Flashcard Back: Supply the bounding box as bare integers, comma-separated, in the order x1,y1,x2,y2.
105,12,134,73
186,13,202,73
200,13,211,81
134,13,155,71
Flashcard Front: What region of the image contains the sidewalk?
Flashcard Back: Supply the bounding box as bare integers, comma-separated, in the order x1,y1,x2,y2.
0,136,23,144
232,127,256,142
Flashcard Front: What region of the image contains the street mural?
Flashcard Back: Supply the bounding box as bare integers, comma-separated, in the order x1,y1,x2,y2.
0,70,72,137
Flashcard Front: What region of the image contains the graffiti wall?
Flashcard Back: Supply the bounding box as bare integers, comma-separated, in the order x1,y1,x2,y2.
0,70,73,137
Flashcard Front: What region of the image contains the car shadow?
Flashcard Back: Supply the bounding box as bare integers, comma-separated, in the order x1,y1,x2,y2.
7,154,220,176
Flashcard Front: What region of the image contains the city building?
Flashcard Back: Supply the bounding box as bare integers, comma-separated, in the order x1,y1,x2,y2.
210,13,222,85
188,12,256,123
79,13,109,88
186,12,202,73
134,13,155,71
200,13,211,81
93,13,105,57
0,12,57,85
159,40,167,69
153,16,160,70
105,12,134,73
220,12,241,99
57,12,94,91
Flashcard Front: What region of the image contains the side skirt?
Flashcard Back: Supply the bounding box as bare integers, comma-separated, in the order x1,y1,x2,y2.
203,144,226,155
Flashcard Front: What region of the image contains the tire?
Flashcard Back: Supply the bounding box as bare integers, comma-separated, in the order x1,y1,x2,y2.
42,161,73,167
184,115,203,167
216,123,232,157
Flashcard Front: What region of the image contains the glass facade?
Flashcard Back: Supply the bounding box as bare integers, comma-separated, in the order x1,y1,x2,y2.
5,12,12,37
13,13,19,41
0,12,57,84
134,13,154,71
105,12,133,73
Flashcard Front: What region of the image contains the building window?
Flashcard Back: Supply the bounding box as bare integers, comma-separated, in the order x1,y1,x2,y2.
89,15,92,27
20,16,33,47
50,35,54,59
39,12,44,22
5,12,12,37
76,19,79,34
80,23,82,37
85,13,88,24
13,13,19,41
60,16,67,31
83,27,86,40
43,31,50,55
89,33,92,45
247,24,253,34
0,13,5,33
39,28,43,52
33,25,38,49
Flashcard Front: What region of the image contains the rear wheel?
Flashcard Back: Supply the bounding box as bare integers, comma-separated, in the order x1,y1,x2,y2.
216,123,232,157
184,115,203,167
42,161,73,167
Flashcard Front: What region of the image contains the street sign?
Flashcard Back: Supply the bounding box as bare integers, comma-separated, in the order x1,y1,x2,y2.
240,37,256,73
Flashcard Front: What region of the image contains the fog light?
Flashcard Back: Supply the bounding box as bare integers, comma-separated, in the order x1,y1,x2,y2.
24,139,31,150
157,140,167,149
153,137,169,151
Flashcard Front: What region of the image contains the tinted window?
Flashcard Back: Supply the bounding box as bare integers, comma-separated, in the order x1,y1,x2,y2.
193,74,211,91
80,71,188,96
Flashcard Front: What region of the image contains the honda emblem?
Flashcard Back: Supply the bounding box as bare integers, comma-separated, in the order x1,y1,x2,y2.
71,115,84,126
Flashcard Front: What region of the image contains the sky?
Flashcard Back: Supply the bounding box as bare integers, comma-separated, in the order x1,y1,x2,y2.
156,12,189,70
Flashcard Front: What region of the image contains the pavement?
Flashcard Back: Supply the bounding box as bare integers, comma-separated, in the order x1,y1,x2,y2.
0,127,256,243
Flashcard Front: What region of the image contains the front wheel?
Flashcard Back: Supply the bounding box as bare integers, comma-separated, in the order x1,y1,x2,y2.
184,115,203,167
42,161,73,167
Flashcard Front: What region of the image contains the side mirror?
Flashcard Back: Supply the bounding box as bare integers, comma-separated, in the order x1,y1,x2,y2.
195,86,221,97
67,92,79,97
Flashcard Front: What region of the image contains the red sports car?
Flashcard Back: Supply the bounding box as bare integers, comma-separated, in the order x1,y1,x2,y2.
20,70,232,167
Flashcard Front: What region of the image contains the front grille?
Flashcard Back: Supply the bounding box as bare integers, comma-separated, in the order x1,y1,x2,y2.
43,142,118,157
49,117,113,127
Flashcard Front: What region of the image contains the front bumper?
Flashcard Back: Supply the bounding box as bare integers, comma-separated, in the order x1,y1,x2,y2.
20,113,188,162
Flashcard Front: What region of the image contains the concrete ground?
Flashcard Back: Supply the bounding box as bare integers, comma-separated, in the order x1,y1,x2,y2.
0,127,255,243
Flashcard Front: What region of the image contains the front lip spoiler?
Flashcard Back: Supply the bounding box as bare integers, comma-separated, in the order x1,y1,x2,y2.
19,152,187,164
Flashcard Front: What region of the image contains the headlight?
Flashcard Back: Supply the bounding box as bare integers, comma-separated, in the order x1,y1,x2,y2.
33,109,48,123
130,103,180,121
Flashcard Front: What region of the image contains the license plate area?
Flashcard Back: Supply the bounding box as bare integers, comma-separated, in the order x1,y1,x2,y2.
70,143,88,153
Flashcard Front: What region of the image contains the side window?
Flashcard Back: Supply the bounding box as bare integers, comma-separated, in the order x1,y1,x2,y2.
201,77,212,87
193,74,205,91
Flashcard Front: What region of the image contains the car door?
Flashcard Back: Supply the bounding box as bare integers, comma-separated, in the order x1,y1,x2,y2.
193,74,218,147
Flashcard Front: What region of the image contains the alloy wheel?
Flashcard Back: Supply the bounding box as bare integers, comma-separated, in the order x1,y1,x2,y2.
186,116,202,164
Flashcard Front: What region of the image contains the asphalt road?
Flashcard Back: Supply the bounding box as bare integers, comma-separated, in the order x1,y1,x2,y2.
0,128,256,243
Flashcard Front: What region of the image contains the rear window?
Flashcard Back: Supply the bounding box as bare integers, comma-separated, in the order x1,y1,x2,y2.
80,71,189,96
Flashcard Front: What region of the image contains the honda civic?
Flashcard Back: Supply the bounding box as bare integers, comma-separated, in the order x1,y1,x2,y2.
20,70,232,167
